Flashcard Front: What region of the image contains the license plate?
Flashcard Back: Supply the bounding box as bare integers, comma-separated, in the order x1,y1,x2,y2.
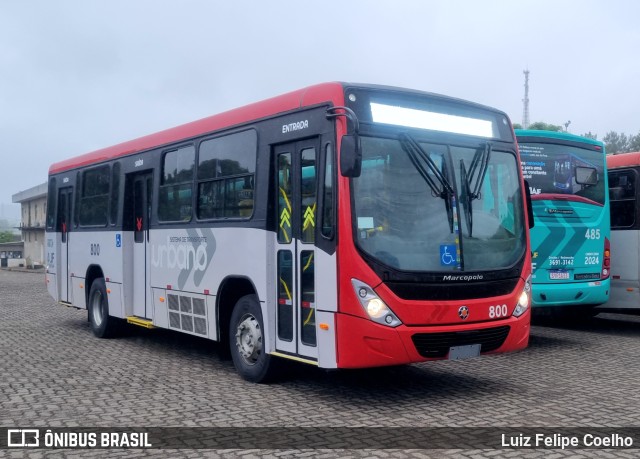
549,270,570,280
448,344,481,361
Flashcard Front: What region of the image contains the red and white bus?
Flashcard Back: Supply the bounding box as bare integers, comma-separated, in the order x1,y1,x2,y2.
45,83,532,382
606,151,640,312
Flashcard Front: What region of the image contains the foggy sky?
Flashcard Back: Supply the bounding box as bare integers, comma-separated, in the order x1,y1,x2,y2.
2,0,639,213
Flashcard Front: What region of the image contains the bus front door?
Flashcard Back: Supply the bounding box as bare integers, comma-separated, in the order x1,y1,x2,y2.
274,140,319,361
131,172,153,319
56,187,73,303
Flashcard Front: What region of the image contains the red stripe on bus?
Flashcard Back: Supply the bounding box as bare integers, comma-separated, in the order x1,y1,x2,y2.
49,83,345,175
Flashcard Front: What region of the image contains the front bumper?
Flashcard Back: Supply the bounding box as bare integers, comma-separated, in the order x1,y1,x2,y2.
531,278,609,308
335,309,530,369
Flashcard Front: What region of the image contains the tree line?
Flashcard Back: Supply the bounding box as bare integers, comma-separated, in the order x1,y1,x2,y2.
513,122,640,155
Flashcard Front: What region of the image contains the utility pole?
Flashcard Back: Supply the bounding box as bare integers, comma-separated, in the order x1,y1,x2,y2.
522,69,530,129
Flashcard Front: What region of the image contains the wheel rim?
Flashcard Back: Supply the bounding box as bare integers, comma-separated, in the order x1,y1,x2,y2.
91,290,104,327
235,313,262,366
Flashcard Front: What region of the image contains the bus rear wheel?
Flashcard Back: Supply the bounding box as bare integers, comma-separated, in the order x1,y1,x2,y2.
229,294,278,383
88,278,119,338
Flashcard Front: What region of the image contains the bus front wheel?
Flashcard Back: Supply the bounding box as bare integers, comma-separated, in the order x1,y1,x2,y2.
88,278,119,338
229,294,277,383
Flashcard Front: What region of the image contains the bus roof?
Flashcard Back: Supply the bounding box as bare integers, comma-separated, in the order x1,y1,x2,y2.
50,82,513,175
607,151,640,169
515,129,605,148
49,82,346,175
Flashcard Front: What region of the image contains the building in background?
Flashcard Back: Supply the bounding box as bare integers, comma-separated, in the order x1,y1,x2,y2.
12,182,47,267
0,240,23,267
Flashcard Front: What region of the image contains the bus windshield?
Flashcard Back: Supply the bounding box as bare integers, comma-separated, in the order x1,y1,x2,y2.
518,142,606,205
352,135,526,272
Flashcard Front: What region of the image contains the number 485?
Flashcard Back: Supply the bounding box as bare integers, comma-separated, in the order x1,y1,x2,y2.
585,229,600,240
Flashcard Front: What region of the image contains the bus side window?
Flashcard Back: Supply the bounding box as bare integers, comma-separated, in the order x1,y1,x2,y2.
197,130,257,220
46,178,57,230
110,162,121,225
159,145,195,222
78,165,110,227
277,153,292,243
300,148,316,244
609,170,637,229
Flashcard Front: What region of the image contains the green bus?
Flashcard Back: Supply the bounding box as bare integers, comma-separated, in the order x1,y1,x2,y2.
516,130,610,316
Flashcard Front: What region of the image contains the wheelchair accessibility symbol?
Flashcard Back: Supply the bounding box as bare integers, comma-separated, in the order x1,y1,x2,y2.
440,244,457,266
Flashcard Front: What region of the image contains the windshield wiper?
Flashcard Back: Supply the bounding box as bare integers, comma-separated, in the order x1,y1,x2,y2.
399,133,455,231
399,133,454,196
460,142,492,237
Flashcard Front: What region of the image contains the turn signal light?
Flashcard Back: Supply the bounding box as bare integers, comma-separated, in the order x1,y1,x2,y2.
602,238,610,279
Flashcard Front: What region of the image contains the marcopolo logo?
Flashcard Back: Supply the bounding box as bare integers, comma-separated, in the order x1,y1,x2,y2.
546,208,574,215
442,274,484,281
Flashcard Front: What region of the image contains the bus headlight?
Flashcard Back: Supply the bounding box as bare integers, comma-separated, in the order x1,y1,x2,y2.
513,275,531,317
351,279,402,327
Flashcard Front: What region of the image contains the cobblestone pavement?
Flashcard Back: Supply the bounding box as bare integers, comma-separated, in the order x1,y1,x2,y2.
1,269,639,458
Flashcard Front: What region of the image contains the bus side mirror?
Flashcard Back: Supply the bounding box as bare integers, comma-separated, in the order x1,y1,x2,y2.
524,180,535,229
575,166,598,186
340,134,362,178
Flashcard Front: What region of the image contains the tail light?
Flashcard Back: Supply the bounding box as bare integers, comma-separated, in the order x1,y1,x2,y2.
602,237,610,279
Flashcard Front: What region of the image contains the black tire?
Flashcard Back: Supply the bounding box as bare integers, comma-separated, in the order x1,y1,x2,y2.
229,294,278,383
88,278,119,338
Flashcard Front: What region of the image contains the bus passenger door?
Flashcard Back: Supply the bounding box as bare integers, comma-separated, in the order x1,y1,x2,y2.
131,172,153,319
56,187,73,303
274,140,319,360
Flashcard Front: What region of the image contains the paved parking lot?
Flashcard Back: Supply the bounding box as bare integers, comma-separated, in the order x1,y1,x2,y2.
1,269,640,458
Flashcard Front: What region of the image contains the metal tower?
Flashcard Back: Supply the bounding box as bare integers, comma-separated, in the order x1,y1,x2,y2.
522,69,530,129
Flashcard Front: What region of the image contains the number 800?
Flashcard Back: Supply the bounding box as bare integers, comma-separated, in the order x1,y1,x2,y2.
489,304,508,318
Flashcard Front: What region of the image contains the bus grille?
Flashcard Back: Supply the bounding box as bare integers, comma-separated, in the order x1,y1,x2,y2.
411,326,510,358
168,293,208,337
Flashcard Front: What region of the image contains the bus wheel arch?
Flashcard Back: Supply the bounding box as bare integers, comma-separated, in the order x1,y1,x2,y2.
85,264,104,306
216,276,258,350
85,265,119,338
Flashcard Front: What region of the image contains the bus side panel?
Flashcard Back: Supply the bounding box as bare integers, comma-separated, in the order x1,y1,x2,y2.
151,288,168,328
608,229,640,310
121,231,135,319
45,233,58,301
106,281,124,318
148,227,269,342
315,249,338,313
67,230,125,313
46,272,58,301
70,276,86,309
315,250,338,368
610,229,640,283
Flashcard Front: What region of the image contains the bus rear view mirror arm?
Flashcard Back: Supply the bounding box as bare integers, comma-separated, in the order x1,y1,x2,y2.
326,106,362,178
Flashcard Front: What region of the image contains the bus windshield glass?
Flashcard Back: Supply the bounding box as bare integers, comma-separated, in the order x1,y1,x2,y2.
352,135,526,272
518,142,606,205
